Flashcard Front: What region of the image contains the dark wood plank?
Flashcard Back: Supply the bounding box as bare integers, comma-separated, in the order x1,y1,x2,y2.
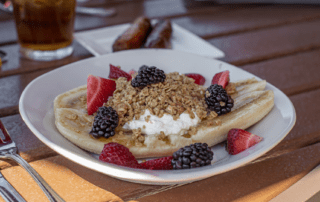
262,88,320,159
0,41,92,78
240,49,320,96
0,115,56,169
209,19,320,66
173,5,320,39
136,142,320,202
0,68,55,117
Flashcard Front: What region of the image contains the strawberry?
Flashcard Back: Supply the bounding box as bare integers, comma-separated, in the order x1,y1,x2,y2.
140,156,173,170
226,129,263,155
128,69,137,76
185,73,206,85
211,70,230,88
87,75,116,115
109,64,132,81
99,143,141,168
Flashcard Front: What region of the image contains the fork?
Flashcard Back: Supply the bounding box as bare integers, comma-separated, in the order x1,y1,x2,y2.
0,120,65,202
0,170,26,202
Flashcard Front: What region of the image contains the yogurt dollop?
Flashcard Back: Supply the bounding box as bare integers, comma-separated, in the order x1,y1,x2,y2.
123,109,200,136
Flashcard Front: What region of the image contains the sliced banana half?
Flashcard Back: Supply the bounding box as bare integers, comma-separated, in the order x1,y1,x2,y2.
53,78,274,158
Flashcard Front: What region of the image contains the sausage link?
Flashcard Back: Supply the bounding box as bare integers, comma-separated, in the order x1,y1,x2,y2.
112,16,152,52
144,19,172,49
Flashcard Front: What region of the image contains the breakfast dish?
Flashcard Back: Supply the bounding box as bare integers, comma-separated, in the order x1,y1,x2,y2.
19,49,295,184
54,63,274,160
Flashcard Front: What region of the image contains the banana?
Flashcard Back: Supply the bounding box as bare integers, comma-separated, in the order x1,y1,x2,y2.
54,78,274,158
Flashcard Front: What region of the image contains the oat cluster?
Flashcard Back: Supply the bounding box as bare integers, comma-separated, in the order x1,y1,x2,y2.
105,72,216,127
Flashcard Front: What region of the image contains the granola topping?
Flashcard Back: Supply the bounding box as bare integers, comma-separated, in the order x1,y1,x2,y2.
105,72,216,127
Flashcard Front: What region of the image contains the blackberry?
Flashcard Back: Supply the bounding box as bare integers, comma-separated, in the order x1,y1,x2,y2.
205,84,234,116
89,106,119,139
131,65,166,88
171,143,213,169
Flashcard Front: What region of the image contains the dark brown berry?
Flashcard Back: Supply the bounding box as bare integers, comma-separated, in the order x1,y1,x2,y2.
89,106,119,139
131,65,166,88
171,143,213,170
205,84,234,116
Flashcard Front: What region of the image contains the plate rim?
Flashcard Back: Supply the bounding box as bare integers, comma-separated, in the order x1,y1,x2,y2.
19,49,296,185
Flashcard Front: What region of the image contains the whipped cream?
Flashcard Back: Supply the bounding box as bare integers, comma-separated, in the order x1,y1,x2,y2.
123,109,200,136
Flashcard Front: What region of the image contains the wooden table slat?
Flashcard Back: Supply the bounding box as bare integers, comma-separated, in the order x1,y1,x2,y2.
173,5,320,39
211,19,320,65
0,41,92,78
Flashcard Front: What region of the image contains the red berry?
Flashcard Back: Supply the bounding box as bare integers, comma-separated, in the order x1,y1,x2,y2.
185,73,206,85
87,75,116,115
140,156,173,170
109,64,132,81
211,70,230,88
227,129,263,155
99,143,141,168
128,69,137,76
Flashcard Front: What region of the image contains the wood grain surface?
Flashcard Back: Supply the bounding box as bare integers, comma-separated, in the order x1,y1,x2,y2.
0,1,320,201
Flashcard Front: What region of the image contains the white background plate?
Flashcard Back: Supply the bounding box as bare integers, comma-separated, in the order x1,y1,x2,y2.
19,49,295,185
74,22,225,58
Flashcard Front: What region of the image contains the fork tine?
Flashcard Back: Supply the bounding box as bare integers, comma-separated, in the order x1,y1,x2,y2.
0,120,12,143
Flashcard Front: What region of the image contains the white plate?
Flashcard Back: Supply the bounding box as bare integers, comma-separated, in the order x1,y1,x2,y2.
19,49,295,185
74,22,225,58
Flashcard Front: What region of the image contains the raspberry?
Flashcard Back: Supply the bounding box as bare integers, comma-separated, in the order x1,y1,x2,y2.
99,143,141,168
140,156,173,170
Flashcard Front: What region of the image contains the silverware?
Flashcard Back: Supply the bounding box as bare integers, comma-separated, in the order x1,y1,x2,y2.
0,171,26,202
0,120,65,202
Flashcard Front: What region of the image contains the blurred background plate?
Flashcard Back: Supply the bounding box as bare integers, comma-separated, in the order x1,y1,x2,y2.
74,22,225,58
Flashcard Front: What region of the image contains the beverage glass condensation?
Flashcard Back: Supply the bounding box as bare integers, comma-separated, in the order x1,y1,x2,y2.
11,0,76,61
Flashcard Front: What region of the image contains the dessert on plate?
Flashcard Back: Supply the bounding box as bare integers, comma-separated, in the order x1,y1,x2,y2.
53,64,274,164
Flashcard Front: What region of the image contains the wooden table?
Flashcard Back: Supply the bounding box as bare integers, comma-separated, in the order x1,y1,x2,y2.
1,1,320,201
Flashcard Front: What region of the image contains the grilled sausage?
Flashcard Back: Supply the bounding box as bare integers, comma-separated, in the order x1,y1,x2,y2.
112,17,152,52
144,19,172,48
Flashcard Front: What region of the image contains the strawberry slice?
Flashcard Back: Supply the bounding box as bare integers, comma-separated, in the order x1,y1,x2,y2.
185,73,206,85
140,156,173,170
211,70,230,88
99,143,141,168
109,64,132,81
87,75,116,115
226,129,263,155
128,69,137,76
